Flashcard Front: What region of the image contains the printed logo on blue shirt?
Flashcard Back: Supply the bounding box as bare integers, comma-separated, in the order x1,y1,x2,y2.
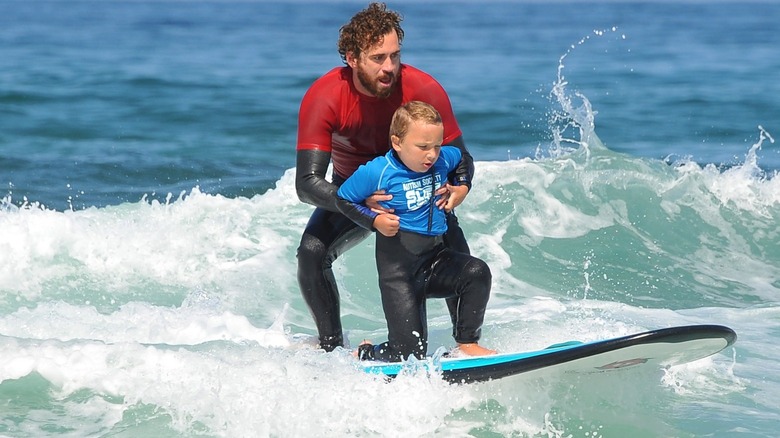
402,174,442,211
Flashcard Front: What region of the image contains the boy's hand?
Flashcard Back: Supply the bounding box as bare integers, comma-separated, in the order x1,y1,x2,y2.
373,213,400,237
365,190,394,214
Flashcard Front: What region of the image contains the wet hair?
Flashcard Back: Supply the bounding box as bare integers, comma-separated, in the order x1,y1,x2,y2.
390,101,443,141
338,2,404,64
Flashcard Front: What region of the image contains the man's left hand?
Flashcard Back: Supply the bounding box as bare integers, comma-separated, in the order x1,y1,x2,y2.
435,184,469,212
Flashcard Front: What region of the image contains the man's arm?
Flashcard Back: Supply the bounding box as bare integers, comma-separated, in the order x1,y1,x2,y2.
448,135,474,190
295,149,339,212
433,135,474,212
296,149,396,215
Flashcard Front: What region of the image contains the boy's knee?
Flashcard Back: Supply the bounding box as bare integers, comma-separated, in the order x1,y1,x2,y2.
466,258,491,285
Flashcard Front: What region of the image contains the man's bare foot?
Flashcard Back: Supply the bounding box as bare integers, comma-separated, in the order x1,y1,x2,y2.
453,343,497,357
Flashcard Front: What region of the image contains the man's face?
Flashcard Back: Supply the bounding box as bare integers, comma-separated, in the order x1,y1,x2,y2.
347,30,401,99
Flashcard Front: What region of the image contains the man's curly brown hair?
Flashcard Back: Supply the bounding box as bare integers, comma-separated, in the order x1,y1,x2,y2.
338,2,404,64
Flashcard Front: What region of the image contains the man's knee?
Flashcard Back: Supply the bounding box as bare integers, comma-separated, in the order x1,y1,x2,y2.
297,234,328,266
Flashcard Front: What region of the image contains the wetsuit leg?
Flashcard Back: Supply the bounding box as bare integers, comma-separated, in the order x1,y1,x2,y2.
443,213,470,253
371,232,440,361
424,249,491,344
443,213,470,330
297,207,372,351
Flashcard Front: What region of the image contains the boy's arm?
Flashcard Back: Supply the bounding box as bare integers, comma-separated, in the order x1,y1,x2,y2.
335,196,378,231
336,167,400,236
336,166,382,231
337,197,400,237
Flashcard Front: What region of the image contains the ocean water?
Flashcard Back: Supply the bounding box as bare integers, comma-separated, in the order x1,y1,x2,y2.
1,0,779,437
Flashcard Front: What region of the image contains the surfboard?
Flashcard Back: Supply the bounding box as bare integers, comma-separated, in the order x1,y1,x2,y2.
360,324,737,384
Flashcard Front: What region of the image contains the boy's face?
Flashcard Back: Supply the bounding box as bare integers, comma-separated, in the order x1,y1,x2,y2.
391,120,443,173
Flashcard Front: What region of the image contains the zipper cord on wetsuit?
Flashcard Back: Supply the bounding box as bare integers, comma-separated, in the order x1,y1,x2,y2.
427,167,437,234
427,195,434,234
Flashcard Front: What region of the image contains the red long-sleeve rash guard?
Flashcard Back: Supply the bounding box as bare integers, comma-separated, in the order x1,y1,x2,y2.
296,64,463,180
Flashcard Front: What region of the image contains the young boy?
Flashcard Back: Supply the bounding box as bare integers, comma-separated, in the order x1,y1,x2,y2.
336,101,495,362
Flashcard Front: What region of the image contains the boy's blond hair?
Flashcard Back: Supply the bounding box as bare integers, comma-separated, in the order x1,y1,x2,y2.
389,101,443,142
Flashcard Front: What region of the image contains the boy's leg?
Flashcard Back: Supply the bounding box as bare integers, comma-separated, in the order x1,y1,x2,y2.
424,250,492,344
373,233,432,361
377,273,428,361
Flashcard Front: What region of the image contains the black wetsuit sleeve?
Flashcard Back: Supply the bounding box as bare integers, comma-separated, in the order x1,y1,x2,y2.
295,149,339,212
448,135,474,190
335,196,377,231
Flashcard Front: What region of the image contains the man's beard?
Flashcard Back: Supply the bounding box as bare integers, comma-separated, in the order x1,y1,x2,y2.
356,65,397,99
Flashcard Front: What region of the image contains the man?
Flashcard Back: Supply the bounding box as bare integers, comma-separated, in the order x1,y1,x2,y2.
295,2,475,352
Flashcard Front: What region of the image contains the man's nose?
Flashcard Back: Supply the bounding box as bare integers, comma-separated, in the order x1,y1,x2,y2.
381,56,397,72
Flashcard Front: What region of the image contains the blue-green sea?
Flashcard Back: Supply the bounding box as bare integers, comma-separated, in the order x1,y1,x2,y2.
1,1,779,437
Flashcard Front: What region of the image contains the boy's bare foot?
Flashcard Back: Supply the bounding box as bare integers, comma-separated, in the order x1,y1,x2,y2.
453,343,497,357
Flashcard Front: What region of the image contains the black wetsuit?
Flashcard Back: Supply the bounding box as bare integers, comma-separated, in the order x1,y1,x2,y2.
334,148,491,361
296,146,473,352
365,230,491,361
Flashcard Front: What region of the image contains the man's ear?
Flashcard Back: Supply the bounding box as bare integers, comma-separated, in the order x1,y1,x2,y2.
346,52,359,68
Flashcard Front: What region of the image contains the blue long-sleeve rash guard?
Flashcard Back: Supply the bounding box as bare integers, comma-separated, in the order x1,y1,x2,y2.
336,146,462,236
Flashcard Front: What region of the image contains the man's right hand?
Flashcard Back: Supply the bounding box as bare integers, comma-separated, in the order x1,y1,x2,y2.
373,213,400,237
365,190,394,214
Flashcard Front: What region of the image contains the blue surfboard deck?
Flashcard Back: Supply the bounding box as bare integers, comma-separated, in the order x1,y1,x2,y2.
360,324,737,384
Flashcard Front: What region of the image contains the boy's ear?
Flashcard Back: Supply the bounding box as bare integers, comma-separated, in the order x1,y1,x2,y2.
390,134,402,151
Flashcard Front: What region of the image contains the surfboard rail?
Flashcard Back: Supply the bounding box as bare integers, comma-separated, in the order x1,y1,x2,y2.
360,324,737,384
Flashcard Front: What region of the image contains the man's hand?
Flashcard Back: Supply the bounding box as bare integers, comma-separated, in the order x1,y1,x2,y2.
436,184,469,212
373,213,400,236
365,190,394,214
